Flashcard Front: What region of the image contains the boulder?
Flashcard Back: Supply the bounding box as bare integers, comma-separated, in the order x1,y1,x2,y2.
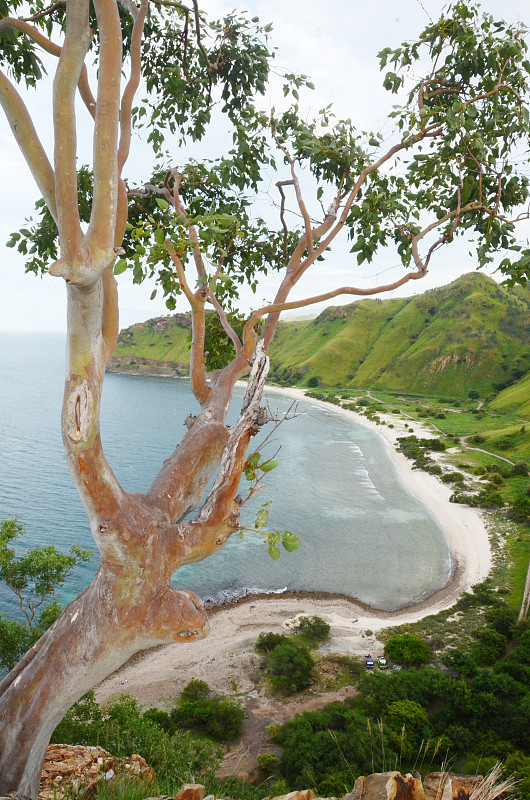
174,786,207,800
39,744,155,800
343,772,426,800
423,773,484,800
271,792,317,800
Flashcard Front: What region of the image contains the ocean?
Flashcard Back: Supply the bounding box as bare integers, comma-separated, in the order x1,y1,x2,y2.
0,332,451,619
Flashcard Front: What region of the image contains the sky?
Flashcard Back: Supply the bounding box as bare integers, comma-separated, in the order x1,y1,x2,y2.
0,0,529,332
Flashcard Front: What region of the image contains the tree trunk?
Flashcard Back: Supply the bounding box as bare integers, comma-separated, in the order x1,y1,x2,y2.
0,565,209,794
0,276,269,796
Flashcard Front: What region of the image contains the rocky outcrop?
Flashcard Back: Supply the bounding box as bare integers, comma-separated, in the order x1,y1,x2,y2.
143,773,485,800
38,744,155,800
0,759,485,800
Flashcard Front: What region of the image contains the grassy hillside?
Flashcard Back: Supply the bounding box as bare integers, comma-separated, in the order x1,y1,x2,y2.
491,372,530,417
109,273,529,399
269,272,530,397
108,313,191,375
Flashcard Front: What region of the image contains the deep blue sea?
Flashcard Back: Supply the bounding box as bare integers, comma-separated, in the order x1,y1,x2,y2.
0,332,451,619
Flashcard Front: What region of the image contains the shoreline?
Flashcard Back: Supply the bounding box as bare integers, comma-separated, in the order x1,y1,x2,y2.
96,382,493,708
263,384,492,613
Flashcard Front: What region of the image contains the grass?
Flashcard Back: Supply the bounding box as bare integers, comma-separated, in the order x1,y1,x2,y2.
270,274,530,399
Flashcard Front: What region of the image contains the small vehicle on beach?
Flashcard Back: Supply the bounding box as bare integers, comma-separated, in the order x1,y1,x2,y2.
365,655,374,669
377,656,388,669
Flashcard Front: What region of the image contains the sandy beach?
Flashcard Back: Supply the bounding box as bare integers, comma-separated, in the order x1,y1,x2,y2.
97,387,491,709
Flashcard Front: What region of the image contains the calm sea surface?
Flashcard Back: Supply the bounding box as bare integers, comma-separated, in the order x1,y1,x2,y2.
0,332,451,618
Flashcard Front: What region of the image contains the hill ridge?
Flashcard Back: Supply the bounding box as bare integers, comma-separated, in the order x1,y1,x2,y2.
108,273,530,403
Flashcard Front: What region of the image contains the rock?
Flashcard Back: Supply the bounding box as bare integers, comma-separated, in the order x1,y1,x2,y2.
344,772,426,800
423,773,484,800
270,791,317,800
39,744,155,800
174,785,207,800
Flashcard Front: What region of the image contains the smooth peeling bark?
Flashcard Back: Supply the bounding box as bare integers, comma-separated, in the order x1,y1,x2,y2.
0,565,208,796
0,322,270,798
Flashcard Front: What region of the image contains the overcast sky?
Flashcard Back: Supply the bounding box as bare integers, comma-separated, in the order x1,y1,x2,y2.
1,0,529,332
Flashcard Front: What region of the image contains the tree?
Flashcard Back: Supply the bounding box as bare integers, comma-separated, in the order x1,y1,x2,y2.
269,641,314,694
292,614,331,645
384,634,431,666
0,518,91,671
1,1,529,794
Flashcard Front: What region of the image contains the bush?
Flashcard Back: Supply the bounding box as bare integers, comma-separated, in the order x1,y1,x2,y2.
181,678,210,702
172,682,245,742
469,434,486,444
292,615,330,645
510,495,530,521
441,648,478,678
255,631,290,653
441,471,465,483
269,642,313,694
485,605,518,638
473,628,508,666
53,693,221,785
511,461,529,476
427,464,443,475
495,436,514,451
384,634,431,666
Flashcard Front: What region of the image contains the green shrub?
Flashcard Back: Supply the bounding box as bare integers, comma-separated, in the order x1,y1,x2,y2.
441,471,465,484
511,461,529,476
52,693,220,785
181,678,211,702
441,648,478,678
171,681,244,742
510,495,530,520
292,615,330,645
384,634,431,666
473,628,508,666
269,642,313,694
428,464,443,475
255,631,290,653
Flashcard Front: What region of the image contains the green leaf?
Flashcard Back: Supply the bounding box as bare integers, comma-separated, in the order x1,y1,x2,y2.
282,532,300,552
154,228,165,244
255,508,269,529
113,259,128,275
268,543,280,561
260,459,279,473
156,198,170,210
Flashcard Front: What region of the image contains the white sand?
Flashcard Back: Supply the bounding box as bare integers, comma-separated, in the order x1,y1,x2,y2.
96,386,492,707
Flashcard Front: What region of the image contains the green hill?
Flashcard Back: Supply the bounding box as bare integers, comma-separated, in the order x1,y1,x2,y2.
108,313,191,375
109,273,529,398
269,272,530,397
491,372,530,417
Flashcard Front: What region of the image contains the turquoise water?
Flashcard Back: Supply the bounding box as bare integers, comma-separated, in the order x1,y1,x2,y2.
0,332,451,618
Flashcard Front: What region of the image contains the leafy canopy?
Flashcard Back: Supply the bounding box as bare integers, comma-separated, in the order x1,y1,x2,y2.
0,518,91,670
4,0,530,327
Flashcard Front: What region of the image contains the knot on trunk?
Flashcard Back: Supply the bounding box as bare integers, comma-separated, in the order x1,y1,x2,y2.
65,380,95,443
147,588,209,643
184,414,197,429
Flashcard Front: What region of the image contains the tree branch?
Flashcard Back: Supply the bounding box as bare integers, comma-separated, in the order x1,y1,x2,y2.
169,342,269,566
22,1,66,22
52,0,91,261
0,70,57,222
118,0,148,173
208,291,243,355
87,0,123,253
